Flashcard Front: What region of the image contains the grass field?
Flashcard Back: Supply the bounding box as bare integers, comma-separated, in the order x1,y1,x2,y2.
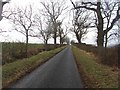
2,42,64,64
72,46,119,88
2,46,66,88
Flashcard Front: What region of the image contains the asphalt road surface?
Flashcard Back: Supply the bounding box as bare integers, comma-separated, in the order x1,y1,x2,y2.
10,46,83,88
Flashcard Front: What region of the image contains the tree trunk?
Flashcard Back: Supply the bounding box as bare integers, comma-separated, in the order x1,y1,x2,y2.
75,32,81,44
96,1,105,59
54,32,57,45
60,36,62,44
45,39,48,45
96,1,104,47
105,33,108,48
97,29,104,47
54,25,57,45
25,30,28,58
44,39,48,50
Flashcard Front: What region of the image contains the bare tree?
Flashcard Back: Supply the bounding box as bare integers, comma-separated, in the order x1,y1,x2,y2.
41,0,68,45
70,0,120,48
71,7,91,44
41,21,52,45
104,30,118,48
8,5,34,57
62,36,70,44
56,20,68,44
101,0,119,48
33,15,52,45
71,40,76,44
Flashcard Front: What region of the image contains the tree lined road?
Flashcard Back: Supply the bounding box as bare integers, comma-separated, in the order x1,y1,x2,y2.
10,46,83,88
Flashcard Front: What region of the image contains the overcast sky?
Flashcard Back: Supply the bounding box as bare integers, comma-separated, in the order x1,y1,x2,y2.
0,0,119,46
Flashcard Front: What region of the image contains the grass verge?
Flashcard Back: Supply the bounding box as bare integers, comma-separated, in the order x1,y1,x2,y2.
2,46,66,88
2,42,65,65
72,46,119,88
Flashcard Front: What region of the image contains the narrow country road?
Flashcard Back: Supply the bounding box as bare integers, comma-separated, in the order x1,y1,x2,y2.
10,46,83,88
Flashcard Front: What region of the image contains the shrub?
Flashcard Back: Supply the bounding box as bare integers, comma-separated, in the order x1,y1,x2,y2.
74,43,119,68
2,42,66,65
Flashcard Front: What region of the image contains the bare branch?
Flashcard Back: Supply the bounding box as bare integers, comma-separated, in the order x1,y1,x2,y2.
104,7,120,34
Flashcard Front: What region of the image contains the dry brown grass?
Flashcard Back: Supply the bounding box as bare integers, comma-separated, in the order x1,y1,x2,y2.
72,46,119,88
74,43,119,68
